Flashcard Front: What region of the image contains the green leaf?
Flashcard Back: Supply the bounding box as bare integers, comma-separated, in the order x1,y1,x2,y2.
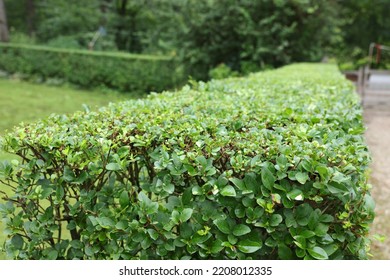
228,234,238,245
138,191,150,205
314,223,329,237
180,208,193,223
293,235,307,249
278,244,293,259
284,209,297,227
319,214,334,223
364,194,375,217
63,166,75,182
300,230,316,238
295,172,309,184
296,203,313,226
171,210,180,224
261,164,275,190
327,182,348,194
276,155,288,168
70,240,83,249
237,240,262,253
163,183,175,194
229,178,245,190
211,240,224,254
11,234,24,250
96,217,115,228
287,189,303,200
74,171,88,184
106,162,122,171
316,165,329,180
47,250,58,260
307,246,328,260
147,229,159,240
232,224,251,236
213,219,231,234
220,185,236,197
146,202,159,215
185,164,198,176
269,214,283,227
115,220,128,230
119,190,129,208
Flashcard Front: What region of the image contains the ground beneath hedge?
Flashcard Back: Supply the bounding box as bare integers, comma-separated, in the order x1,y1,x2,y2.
363,87,390,259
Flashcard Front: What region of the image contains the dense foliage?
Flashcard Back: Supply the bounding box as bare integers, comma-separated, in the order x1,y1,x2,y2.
0,43,183,92
335,0,390,70
5,0,389,78
0,64,374,260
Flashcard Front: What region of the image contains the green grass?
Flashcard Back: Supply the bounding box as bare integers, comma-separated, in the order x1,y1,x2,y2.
0,78,144,259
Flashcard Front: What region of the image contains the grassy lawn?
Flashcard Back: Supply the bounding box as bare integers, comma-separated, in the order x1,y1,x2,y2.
0,78,143,259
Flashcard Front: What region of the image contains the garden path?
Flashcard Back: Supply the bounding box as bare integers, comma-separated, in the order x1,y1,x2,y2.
362,74,390,259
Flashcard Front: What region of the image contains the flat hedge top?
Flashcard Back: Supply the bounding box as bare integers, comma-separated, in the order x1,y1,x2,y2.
2,63,368,198
0,42,173,61
4,63,363,154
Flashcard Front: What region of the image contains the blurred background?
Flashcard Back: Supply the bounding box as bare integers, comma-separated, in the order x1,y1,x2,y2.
1,0,390,80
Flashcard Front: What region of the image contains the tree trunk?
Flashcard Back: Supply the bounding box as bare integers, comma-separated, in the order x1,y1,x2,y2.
26,0,35,37
0,0,9,42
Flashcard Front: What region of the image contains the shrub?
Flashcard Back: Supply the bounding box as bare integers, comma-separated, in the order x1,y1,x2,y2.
208,64,239,80
0,63,374,260
0,43,184,93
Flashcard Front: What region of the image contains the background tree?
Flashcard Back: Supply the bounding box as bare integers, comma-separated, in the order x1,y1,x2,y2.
26,0,35,36
0,0,9,42
336,0,390,69
3,0,390,76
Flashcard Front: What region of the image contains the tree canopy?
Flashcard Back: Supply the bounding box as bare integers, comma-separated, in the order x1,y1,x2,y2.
3,0,390,78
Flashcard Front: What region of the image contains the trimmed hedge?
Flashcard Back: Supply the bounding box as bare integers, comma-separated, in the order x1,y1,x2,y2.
0,43,183,93
0,63,374,260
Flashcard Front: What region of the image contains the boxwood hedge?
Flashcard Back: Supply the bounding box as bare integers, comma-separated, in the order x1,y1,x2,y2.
0,63,374,260
0,43,183,93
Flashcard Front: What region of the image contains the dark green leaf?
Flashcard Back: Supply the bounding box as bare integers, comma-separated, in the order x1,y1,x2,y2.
237,240,262,253
213,219,230,234
211,240,224,254
278,244,293,259
307,246,328,260
119,190,129,208
11,235,24,250
63,166,75,182
47,250,58,260
261,164,275,190
296,203,313,226
232,224,251,236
